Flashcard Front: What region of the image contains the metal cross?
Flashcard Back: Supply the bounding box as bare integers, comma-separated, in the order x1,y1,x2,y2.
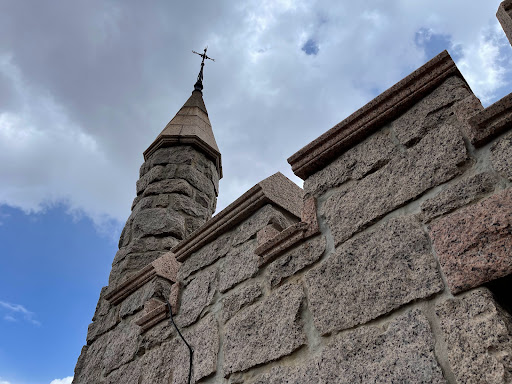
192,46,215,92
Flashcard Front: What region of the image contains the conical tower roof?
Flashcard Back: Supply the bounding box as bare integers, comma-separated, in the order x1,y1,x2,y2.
144,90,222,178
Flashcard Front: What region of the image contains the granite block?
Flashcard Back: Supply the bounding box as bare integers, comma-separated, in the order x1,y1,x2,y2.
324,124,467,246
436,288,512,384
221,282,262,323
223,283,306,375
253,309,445,384
421,172,497,222
430,188,512,294
219,240,259,293
392,76,471,147
266,235,326,288
176,266,217,327
303,129,397,198
305,216,443,335
491,131,512,181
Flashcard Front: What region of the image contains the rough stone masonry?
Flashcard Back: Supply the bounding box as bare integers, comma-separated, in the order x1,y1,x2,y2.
73,3,512,383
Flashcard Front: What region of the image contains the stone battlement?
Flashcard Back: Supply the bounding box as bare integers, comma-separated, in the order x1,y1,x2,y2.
73,3,512,383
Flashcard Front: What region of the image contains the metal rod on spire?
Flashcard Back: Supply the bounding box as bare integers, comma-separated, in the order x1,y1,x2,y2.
192,46,215,92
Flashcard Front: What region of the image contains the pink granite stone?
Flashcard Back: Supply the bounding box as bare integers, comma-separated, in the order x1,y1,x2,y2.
288,51,462,179
257,224,282,247
168,282,181,315
430,188,512,294
301,196,319,236
468,92,512,147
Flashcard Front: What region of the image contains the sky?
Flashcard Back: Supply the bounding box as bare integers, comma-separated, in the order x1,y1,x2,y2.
0,1,511,383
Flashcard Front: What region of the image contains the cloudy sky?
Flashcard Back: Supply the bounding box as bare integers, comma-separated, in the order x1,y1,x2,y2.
0,1,511,383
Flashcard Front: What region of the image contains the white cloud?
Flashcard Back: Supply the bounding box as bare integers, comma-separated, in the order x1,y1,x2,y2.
0,0,509,232
50,377,73,384
0,380,12,384
457,22,512,104
0,300,41,326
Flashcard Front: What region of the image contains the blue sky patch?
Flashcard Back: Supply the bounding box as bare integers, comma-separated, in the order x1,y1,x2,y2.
415,28,463,61
302,39,319,55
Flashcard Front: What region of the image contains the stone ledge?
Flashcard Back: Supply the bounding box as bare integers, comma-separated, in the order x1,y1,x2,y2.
135,282,182,333
135,298,168,333
105,252,180,305
256,197,320,266
173,172,303,262
469,91,512,147
144,135,223,179
287,50,463,180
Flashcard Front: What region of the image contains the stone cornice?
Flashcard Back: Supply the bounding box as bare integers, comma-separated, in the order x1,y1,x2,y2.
105,252,180,305
134,298,168,333
173,172,303,262
469,92,512,147
256,197,320,266
287,50,465,180
143,135,223,178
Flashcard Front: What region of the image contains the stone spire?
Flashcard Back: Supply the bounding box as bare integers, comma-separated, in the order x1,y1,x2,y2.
108,72,222,287
143,46,221,179
143,89,222,178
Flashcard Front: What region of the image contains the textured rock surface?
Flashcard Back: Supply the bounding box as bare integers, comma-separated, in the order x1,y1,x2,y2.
185,313,219,381
221,282,262,323
421,172,497,222
104,358,141,384
253,309,445,384
430,188,512,294
103,322,139,374
131,208,186,240
287,51,461,180
491,131,512,181
392,76,471,146
169,313,220,382
142,179,194,198
303,129,397,198
305,216,444,335
179,233,232,280
104,313,218,384
219,240,259,293
119,276,174,319
232,204,296,247
266,235,326,288
86,305,119,344
109,250,167,286
177,266,217,327
324,125,467,246
87,289,119,344
436,288,512,384
73,339,107,383
108,145,218,289
223,283,306,375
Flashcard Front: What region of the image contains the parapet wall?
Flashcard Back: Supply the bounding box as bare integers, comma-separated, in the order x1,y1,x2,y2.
73,16,512,384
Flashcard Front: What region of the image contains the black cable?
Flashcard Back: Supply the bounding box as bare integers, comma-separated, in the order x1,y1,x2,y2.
167,301,193,384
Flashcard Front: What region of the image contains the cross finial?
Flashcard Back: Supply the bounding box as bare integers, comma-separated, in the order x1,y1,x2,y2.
192,46,215,92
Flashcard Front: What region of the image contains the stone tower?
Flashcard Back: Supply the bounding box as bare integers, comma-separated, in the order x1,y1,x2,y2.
73,66,224,383
109,88,222,287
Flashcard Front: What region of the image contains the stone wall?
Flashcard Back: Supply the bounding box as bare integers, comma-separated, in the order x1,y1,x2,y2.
73,46,512,384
